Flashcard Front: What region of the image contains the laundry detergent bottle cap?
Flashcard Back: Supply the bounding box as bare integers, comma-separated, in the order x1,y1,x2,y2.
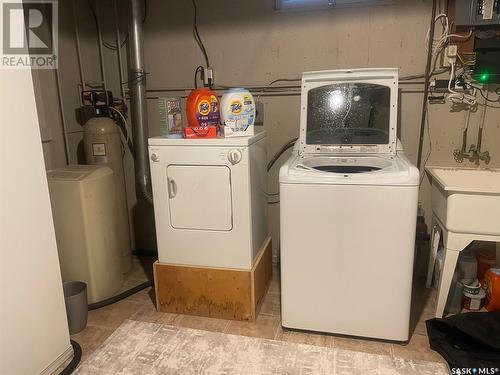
186,88,220,128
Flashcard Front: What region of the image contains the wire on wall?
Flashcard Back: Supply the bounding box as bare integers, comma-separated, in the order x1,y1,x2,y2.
416,0,438,171
191,0,210,68
425,13,472,56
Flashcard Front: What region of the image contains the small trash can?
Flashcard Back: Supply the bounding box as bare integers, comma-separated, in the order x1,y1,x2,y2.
63,281,88,335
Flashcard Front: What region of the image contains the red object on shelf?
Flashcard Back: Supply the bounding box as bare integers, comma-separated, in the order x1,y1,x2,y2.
477,249,497,283
185,88,220,139
184,126,218,139
485,268,500,311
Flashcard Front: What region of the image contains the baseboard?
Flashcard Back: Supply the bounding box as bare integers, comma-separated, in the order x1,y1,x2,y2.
40,344,73,375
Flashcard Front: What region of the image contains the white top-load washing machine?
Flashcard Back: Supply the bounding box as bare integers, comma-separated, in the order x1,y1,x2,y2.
280,68,419,341
149,133,267,270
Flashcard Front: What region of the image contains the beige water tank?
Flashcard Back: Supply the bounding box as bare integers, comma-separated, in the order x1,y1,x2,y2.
47,165,123,304
84,117,132,273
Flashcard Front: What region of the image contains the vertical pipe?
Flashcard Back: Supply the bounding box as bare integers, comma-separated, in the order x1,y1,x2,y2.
94,0,107,93
72,0,85,91
416,0,438,170
477,91,488,152
55,69,71,165
113,0,126,100
129,0,152,204
461,102,472,153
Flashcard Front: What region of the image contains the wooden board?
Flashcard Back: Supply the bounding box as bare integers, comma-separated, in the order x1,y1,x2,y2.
154,237,272,321
251,237,273,316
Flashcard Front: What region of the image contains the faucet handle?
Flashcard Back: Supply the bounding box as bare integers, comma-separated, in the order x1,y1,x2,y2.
453,149,464,163
483,151,491,164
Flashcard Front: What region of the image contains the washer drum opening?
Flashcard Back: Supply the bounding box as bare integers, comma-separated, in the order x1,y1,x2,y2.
312,165,382,173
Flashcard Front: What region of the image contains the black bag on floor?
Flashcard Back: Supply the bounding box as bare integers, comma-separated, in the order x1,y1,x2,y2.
426,311,500,367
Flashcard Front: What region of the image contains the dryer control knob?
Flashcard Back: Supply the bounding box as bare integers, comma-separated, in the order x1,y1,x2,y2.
151,152,159,162
227,149,242,165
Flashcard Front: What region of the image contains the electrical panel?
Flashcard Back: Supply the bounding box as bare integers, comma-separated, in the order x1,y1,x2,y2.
455,0,500,25
474,38,500,83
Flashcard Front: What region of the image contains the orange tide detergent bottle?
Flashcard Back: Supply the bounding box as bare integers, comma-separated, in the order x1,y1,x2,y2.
185,88,220,138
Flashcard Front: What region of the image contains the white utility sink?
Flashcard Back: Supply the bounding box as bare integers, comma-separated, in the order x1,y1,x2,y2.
426,166,500,235
426,166,500,318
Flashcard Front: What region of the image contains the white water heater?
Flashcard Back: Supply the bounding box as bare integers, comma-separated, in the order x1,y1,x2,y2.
84,117,132,273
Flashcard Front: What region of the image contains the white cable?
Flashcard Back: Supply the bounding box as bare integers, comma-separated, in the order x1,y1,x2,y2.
425,14,472,56
109,106,131,144
446,63,477,106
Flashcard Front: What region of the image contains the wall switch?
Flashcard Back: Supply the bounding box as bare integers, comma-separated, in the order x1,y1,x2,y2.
255,100,264,125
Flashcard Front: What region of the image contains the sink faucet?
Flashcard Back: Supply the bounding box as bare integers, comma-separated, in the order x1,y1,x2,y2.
454,144,490,165
453,92,490,166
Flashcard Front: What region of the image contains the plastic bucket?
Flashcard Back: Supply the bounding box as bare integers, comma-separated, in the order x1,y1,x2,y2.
63,281,88,335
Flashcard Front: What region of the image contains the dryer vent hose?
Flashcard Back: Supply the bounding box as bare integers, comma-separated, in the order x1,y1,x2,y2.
267,138,298,172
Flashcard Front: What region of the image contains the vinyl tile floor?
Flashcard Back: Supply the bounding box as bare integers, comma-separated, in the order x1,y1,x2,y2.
71,249,447,366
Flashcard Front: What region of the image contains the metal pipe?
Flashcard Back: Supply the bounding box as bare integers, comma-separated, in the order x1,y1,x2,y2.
128,0,152,204
477,91,488,152
113,0,126,100
71,0,85,94
416,0,438,170
139,82,426,94
134,92,302,101
55,68,71,165
461,105,472,153
94,1,107,93
134,89,423,101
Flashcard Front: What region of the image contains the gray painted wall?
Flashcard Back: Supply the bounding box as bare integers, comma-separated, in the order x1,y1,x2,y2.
39,0,500,261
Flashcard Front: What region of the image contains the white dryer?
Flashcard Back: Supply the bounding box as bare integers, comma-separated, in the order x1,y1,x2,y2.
280,69,419,341
149,132,267,270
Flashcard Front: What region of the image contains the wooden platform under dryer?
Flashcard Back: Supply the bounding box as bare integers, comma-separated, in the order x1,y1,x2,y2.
153,236,272,321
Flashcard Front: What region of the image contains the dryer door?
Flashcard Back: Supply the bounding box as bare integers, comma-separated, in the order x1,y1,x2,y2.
166,165,233,231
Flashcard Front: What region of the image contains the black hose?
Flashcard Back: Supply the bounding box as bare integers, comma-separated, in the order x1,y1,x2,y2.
88,280,152,311
58,340,82,375
267,138,298,172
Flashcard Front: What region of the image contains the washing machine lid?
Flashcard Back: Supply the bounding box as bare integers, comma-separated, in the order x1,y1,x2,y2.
299,68,398,156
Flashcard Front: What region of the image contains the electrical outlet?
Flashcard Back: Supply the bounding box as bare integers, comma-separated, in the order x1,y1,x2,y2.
255,100,264,125
443,45,458,67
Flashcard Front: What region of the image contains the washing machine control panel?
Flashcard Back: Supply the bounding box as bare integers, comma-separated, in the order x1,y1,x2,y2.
227,149,242,165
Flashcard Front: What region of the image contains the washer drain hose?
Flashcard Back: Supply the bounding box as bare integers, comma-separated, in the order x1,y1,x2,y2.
88,280,153,311
58,340,82,375
267,138,298,172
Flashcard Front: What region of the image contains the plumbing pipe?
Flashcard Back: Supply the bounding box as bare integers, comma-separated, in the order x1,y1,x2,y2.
72,0,85,99
94,1,107,93
55,68,71,164
416,0,438,170
113,0,126,100
461,105,472,154
139,82,426,94
477,90,488,153
128,0,153,204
